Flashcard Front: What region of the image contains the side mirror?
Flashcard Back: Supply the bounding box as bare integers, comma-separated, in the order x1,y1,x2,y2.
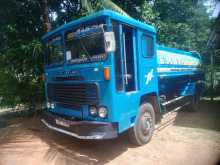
104,32,116,53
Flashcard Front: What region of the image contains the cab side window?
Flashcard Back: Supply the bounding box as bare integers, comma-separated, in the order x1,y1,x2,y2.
141,34,154,57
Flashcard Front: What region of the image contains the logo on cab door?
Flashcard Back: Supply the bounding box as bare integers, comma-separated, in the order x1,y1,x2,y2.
145,69,154,85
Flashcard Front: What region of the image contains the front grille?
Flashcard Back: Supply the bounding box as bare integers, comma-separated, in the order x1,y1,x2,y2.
47,83,98,108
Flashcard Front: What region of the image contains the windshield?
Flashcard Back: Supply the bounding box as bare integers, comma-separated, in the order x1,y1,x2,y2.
65,31,106,64
47,36,64,65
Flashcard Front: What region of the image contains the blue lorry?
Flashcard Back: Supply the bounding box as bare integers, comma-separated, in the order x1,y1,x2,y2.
41,10,204,145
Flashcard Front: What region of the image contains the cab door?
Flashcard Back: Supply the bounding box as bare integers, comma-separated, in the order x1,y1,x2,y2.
138,31,158,94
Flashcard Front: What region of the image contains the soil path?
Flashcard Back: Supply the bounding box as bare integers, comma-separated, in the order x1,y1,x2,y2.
0,100,219,165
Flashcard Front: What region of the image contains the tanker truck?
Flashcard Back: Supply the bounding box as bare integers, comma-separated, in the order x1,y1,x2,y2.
41,10,204,145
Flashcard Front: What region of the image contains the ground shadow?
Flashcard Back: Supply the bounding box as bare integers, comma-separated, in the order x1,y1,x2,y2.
0,110,136,165
26,118,135,165
42,134,131,164
173,100,220,132
0,121,7,129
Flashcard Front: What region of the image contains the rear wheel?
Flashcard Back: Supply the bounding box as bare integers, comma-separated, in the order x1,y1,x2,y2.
128,103,155,146
188,92,201,111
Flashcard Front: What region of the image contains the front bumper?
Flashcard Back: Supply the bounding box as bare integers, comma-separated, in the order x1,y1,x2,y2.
41,112,118,139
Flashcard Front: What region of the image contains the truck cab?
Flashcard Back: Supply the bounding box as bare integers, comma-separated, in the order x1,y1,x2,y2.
41,10,203,145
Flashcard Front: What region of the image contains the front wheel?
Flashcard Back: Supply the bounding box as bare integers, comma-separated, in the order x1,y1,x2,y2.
128,103,155,146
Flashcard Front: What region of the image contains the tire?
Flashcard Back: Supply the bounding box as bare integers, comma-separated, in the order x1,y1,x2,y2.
128,103,155,146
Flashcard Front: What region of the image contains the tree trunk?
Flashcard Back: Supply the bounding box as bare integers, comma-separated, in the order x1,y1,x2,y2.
42,0,51,32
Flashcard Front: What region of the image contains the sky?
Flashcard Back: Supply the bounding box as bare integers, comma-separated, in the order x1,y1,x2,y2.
204,0,220,18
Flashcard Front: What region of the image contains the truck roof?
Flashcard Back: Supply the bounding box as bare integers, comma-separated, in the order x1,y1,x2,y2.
42,10,156,41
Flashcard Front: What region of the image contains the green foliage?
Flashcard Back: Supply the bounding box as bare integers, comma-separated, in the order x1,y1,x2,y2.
0,0,44,107
0,39,44,107
153,0,211,53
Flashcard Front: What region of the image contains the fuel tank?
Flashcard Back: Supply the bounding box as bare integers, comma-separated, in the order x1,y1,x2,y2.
156,45,203,100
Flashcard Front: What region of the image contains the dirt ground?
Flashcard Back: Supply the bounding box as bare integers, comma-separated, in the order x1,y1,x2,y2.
0,100,219,165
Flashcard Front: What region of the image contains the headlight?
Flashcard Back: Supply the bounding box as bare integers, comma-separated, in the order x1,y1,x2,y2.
89,106,98,116
46,102,51,109
51,103,55,109
98,107,108,118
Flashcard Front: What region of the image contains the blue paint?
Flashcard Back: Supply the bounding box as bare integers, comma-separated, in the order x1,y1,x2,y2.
42,10,204,137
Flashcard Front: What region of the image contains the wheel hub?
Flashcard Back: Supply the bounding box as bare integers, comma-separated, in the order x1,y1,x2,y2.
141,112,152,135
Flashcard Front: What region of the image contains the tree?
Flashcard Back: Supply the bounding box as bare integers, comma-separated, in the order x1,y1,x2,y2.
42,0,51,32
0,0,45,107
153,0,211,53
81,0,130,16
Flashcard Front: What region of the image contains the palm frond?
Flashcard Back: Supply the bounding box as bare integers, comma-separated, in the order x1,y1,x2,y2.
102,0,130,17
